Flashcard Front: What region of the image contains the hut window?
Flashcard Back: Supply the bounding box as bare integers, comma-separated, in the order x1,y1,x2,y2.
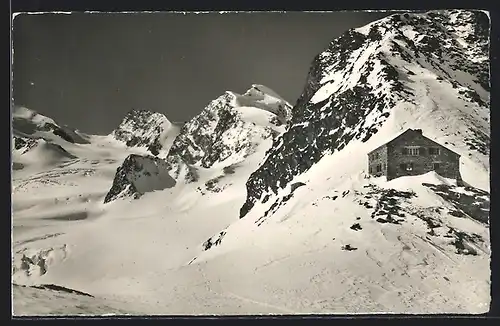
403,147,420,156
429,147,441,155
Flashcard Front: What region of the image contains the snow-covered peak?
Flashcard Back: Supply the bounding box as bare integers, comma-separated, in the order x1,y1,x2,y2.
13,106,57,127
161,85,291,187
241,9,490,219
313,10,489,99
225,84,292,124
12,106,90,145
120,109,174,130
243,84,290,103
112,109,180,156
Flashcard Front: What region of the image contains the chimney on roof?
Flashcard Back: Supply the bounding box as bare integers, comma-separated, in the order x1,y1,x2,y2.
414,129,423,134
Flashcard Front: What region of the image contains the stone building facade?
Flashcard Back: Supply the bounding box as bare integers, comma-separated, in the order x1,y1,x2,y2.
368,129,461,181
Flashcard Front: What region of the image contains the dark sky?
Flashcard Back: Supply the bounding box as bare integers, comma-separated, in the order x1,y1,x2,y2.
12,11,389,135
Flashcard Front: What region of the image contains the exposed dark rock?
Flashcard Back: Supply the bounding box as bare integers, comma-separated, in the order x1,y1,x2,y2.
449,210,465,217
422,183,489,224
369,188,415,223
104,154,175,203
205,176,228,193
112,109,176,156
52,128,75,143
31,284,94,297
164,89,291,185
342,244,358,251
451,231,479,256
203,231,227,251
13,136,38,154
223,164,237,175
290,182,306,192
350,223,362,231
376,215,402,225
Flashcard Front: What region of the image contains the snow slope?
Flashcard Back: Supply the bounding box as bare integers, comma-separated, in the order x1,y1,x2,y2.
11,10,490,315
13,136,77,169
12,85,297,315
13,284,145,315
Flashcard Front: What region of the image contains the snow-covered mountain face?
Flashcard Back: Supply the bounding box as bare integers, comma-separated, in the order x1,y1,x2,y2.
240,9,490,219
13,284,139,315
12,106,91,145
111,109,181,157
12,107,91,171
104,154,176,203
13,135,77,169
164,85,292,182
